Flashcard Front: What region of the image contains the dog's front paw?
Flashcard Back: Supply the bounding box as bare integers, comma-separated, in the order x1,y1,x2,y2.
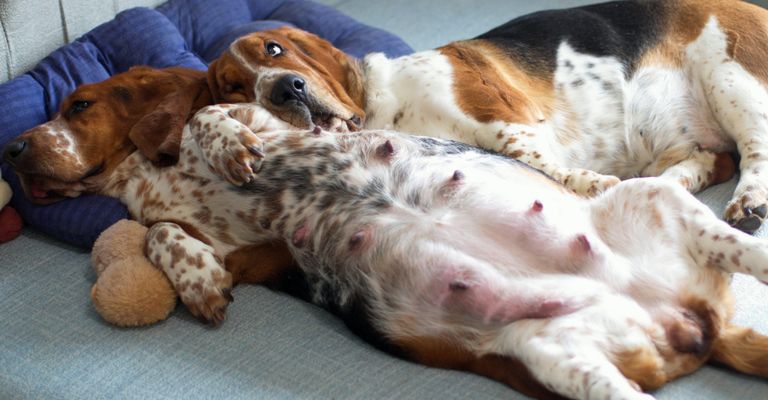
586,175,621,197
205,128,265,186
563,170,620,197
178,265,234,326
725,191,768,234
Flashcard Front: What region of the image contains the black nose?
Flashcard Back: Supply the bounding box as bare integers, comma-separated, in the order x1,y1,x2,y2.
270,74,307,106
3,139,27,163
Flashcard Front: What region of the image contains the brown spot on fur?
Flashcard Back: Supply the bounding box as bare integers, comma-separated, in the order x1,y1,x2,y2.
155,228,169,244
508,150,525,159
440,41,553,125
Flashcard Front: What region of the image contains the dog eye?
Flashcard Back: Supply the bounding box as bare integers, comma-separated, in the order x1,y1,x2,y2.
68,100,93,117
266,42,283,57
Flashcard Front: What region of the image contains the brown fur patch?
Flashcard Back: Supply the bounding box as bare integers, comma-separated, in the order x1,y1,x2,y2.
224,242,295,286
711,324,768,378
439,40,554,125
612,347,667,390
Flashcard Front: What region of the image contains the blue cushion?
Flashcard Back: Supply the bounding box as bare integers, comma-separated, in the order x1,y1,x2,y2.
157,0,413,62
0,0,413,249
0,8,204,248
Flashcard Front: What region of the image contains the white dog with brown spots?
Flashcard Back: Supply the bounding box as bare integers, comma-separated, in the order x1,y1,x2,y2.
207,0,768,233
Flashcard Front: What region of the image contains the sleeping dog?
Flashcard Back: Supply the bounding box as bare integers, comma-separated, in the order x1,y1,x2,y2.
207,0,768,233
6,64,766,399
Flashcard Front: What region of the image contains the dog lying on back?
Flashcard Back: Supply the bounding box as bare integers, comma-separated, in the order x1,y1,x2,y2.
207,0,768,233
7,66,768,399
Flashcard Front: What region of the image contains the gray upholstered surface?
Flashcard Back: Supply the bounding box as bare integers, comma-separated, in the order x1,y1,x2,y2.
2,1,768,399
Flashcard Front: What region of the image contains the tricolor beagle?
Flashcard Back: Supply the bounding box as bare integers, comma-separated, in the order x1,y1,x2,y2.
208,0,768,233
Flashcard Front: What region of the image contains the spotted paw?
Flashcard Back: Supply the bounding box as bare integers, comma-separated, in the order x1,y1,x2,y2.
725,193,767,234
179,269,234,326
586,175,621,197
206,129,265,186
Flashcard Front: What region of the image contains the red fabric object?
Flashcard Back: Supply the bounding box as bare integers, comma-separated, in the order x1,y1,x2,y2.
0,206,22,243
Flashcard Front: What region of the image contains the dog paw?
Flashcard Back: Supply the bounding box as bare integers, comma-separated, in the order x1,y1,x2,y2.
725,193,767,234
586,175,621,197
563,170,620,197
179,268,234,326
206,129,265,186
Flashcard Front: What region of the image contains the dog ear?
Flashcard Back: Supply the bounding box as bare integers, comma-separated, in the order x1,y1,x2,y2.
128,77,206,167
206,59,222,103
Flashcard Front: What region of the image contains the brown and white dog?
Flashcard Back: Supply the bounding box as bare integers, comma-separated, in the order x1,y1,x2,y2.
207,0,768,233
4,64,768,400
0,67,295,320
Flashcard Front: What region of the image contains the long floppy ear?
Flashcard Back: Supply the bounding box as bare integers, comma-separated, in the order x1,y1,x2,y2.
128,77,207,167
206,59,222,103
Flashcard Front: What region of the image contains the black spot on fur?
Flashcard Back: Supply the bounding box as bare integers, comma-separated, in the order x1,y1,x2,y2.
476,0,668,76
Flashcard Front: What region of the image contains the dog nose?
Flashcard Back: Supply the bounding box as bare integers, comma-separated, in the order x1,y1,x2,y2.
3,139,27,163
270,74,307,105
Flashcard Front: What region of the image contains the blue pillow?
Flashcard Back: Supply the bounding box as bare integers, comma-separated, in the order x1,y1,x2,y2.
0,0,413,249
157,0,413,61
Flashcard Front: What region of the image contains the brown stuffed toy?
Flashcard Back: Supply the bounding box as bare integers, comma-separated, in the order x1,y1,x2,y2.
90,219,177,327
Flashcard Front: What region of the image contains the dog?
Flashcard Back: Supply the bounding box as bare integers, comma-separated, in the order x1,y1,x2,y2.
7,65,768,399
206,0,768,233
0,67,294,320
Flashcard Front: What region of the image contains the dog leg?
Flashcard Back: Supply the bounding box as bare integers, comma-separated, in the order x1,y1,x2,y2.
654,149,735,193
598,177,768,283
685,210,768,283
687,18,768,233
190,104,292,185
490,124,620,197
145,222,233,325
492,324,656,400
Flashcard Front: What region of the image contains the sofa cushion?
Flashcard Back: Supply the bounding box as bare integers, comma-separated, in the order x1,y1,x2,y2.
0,0,413,249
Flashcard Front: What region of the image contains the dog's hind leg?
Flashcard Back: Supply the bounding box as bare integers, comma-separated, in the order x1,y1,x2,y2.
489,317,658,400
686,16,768,233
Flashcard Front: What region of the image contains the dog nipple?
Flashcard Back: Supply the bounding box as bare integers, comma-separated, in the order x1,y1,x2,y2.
571,234,592,254
452,170,464,181
376,140,395,159
530,200,543,213
349,228,370,251
292,225,310,248
449,280,470,291
312,126,322,135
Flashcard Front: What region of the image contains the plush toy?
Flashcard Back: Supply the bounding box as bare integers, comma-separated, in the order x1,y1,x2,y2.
90,219,177,327
0,169,22,243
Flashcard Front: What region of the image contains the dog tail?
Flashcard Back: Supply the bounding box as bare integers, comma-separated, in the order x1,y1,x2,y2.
710,323,768,378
